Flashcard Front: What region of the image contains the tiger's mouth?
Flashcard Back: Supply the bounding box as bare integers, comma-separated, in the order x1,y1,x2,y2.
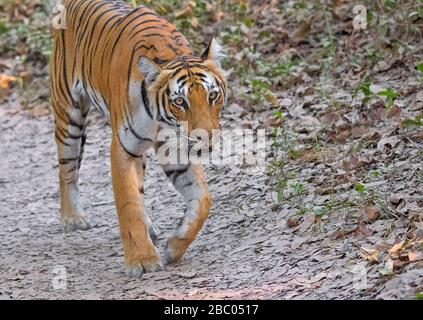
187,142,214,153
187,130,220,155
167,120,221,156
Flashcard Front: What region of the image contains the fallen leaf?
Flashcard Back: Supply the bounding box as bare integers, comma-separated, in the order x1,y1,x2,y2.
287,216,300,228
339,155,369,171
265,92,279,106
175,5,193,19
380,257,394,275
408,251,423,262
205,1,213,12
388,240,405,255
291,18,313,43
351,126,368,138
362,206,381,221
393,259,407,269
377,135,399,154
331,226,358,240
0,74,17,89
357,221,373,237
213,11,225,22
375,60,391,72
291,235,311,249
411,90,423,110
30,104,50,117
386,105,401,118
360,247,381,263
191,17,199,28
299,148,318,163
298,214,315,234
389,195,406,210
19,70,32,87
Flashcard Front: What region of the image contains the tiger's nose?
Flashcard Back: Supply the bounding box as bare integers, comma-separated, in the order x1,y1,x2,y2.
191,131,213,142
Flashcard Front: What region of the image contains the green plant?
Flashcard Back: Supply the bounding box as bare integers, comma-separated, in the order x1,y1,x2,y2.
352,75,373,105
249,78,271,103
0,4,51,59
377,87,398,108
271,111,284,149
417,63,423,82
313,206,325,217
256,59,298,80
0,21,8,35
355,183,367,195
402,116,423,129
290,182,305,196
352,76,399,108
276,178,288,203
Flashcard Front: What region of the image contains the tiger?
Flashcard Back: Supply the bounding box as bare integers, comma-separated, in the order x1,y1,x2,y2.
50,0,227,277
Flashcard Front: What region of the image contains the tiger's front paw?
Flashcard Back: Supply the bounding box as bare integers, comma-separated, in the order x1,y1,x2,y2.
61,214,91,232
163,237,189,265
125,250,163,278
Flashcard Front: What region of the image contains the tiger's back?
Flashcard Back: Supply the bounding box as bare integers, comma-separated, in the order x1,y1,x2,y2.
51,0,193,120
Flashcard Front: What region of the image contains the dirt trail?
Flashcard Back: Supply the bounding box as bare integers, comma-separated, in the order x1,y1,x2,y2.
0,99,421,300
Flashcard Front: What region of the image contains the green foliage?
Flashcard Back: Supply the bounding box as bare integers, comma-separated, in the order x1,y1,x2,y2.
0,3,51,59
417,63,423,82
313,207,325,217
256,59,298,79
276,178,288,203
384,0,396,9
290,182,304,196
402,116,423,129
371,170,380,179
376,87,398,107
353,76,399,108
355,183,367,195
0,21,8,35
353,76,373,104
249,78,271,103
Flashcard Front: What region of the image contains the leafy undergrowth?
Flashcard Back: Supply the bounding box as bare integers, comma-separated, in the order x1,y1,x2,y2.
0,0,423,298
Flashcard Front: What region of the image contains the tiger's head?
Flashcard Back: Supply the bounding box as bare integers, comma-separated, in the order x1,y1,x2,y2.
139,38,226,148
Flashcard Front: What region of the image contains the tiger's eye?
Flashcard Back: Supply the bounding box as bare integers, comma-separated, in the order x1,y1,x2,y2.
209,91,218,100
174,98,185,106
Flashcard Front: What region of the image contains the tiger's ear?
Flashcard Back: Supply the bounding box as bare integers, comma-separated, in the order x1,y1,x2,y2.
139,57,161,85
201,38,224,67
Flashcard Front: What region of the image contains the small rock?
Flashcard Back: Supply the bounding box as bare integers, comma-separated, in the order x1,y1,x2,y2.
280,98,293,108
177,271,197,279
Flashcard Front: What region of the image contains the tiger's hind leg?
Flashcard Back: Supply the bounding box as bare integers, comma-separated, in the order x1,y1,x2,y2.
157,160,211,265
52,97,91,232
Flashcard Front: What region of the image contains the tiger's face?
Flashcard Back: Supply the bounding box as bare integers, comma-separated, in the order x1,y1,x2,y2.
140,38,226,148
